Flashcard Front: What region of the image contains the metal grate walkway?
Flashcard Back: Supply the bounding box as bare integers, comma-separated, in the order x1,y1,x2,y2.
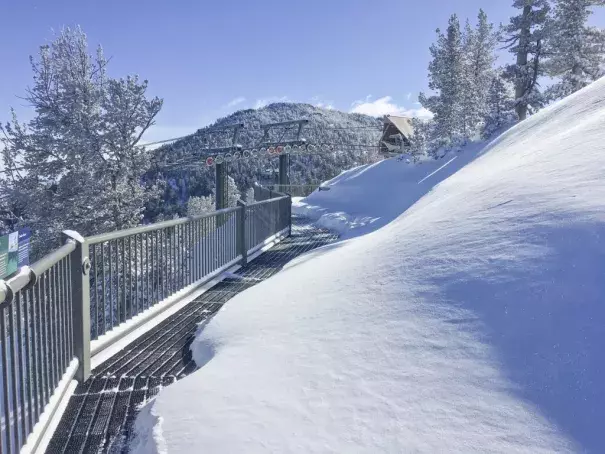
45,218,337,453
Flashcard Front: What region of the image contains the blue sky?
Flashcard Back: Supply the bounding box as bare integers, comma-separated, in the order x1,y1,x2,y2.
2,0,605,143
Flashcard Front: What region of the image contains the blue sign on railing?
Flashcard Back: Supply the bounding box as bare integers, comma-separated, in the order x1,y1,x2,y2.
0,227,31,279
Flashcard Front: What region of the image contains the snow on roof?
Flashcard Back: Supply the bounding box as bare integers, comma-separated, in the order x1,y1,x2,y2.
131,77,605,453
384,114,414,139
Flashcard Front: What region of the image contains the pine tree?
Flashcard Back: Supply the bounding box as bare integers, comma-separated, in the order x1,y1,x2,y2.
245,187,255,203
419,14,465,145
544,0,605,100
502,0,550,121
186,195,216,235
461,18,478,137
483,73,517,137
187,195,215,216
226,176,241,207
0,27,162,255
461,10,498,137
408,118,436,158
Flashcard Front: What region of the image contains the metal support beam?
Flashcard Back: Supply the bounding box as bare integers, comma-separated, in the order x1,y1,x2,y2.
278,154,289,187
207,122,245,134
215,162,228,210
258,119,307,190
296,121,307,140
231,123,244,146
205,123,243,211
258,119,308,145
261,119,309,129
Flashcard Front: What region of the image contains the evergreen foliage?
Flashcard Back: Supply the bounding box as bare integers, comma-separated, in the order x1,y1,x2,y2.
502,0,550,120
0,27,162,256
544,0,605,100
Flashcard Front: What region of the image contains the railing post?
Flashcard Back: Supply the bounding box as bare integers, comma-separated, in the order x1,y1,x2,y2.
62,230,91,382
287,195,292,235
237,200,248,266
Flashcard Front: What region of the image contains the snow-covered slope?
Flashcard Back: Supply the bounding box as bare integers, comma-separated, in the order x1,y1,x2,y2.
130,78,605,453
292,143,486,239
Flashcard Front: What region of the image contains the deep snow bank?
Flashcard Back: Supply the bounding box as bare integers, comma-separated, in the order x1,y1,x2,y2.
132,78,605,453
292,141,487,239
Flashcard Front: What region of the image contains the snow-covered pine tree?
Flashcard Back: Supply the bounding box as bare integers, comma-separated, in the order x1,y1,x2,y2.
245,187,255,204
191,175,241,213
187,195,215,216
419,14,465,146
0,27,162,256
502,0,550,121
483,72,517,138
544,0,605,101
461,10,498,137
186,194,216,237
408,117,436,159
226,176,241,207
461,18,478,138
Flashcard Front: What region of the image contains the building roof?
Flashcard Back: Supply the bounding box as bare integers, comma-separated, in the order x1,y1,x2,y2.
384,115,414,139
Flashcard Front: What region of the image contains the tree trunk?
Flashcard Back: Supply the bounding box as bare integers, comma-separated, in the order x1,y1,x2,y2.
572,63,583,92
110,173,121,231
515,5,532,121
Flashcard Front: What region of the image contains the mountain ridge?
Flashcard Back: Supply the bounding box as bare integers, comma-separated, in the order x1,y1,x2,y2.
147,102,383,220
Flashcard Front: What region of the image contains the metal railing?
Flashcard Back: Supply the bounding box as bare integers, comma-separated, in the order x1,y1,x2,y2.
253,184,279,202
255,183,329,201
0,236,81,454
0,194,291,453
245,197,291,253
267,184,329,198
86,207,239,342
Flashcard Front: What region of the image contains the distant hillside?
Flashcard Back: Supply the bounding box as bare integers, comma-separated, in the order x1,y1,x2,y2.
146,103,382,220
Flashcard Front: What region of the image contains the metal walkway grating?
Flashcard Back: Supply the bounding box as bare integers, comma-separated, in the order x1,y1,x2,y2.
45,218,338,453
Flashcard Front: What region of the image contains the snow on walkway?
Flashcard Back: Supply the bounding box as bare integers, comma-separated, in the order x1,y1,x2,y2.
45,219,337,454
131,78,605,453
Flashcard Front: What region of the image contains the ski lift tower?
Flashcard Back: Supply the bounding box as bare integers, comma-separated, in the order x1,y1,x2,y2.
213,123,244,210
258,119,308,188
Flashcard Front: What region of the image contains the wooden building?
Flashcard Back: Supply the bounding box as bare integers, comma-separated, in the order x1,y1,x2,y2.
379,115,414,156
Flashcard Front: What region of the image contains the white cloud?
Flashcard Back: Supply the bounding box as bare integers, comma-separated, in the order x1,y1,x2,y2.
225,97,246,108
350,95,401,116
254,96,289,109
350,95,433,120
406,92,412,100
401,106,433,120
311,96,335,110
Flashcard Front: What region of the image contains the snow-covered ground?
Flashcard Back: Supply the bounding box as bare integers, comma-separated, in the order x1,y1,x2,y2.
292,147,485,239
130,78,605,453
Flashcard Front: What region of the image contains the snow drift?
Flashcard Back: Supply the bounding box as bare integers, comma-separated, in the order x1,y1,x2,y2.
292,148,485,239
131,78,605,453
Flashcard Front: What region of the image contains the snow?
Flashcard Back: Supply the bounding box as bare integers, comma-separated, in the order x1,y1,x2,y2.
129,403,167,454
293,145,483,239
130,78,605,453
